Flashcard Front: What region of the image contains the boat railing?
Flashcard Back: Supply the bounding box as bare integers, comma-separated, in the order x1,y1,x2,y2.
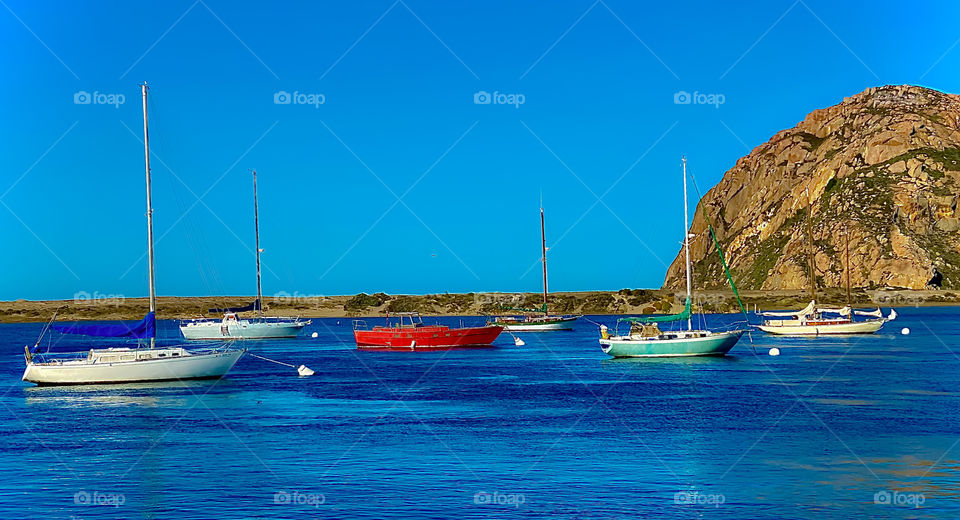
187,343,244,355
30,350,89,364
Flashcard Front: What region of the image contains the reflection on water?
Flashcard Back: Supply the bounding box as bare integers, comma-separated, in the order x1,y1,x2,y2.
0,309,960,518
21,380,225,408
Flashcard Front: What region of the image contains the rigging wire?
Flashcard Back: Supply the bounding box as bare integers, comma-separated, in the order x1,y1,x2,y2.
687,169,756,350
148,91,235,317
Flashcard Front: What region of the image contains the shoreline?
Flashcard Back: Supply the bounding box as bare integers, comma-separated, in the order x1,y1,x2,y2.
2,288,958,323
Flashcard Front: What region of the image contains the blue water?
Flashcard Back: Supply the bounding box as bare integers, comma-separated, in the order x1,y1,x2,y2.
1,308,959,519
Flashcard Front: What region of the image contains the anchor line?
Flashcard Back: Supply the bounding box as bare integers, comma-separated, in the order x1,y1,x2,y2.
247,352,296,368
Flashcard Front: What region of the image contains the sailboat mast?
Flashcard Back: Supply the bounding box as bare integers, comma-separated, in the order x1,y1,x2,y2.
141,82,156,347
806,190,816,302
845,223,851,307
253,169,263,320
540,205,548,315
682,157,692,332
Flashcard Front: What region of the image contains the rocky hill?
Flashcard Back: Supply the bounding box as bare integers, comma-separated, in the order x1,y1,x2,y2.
664,85,960,291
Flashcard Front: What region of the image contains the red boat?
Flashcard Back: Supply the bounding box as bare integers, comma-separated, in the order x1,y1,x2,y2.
353,313,503,351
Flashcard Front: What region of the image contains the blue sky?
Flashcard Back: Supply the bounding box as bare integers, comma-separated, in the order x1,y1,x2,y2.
1,0,958,300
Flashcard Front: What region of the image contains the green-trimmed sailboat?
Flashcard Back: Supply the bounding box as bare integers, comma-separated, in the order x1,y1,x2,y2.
491,206,578,331
599,157,745,358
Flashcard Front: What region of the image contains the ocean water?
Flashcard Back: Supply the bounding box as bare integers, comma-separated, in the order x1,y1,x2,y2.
1,308,959,519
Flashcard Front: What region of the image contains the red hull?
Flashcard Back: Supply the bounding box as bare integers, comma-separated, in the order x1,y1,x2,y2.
354,324,503,351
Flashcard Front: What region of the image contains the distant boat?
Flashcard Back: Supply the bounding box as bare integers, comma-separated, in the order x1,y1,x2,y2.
756,197,895,335
599,157,744,358
22,83,244,385
490,206,578,331
179,169,309,340
354,312,503,351
757,301,894,335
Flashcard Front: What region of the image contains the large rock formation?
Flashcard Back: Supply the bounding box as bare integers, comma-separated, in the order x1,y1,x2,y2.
664,85,960,291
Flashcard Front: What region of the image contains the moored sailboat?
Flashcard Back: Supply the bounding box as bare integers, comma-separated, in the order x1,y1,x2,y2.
599,157,744,358
756,202,895,335
179,169,308,339
22,83,244,385
757,302,894,335
491,206,578,331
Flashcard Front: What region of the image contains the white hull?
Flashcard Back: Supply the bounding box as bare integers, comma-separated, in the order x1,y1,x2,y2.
22,347,245,385
180,319,306,340
758,319,885,335
503,322,573,331
600,330,743,358
497,316,578,331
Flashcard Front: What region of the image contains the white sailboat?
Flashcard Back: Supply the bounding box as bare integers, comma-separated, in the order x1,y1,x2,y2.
179,169,308,340
491,206,578,331
599,157,744,358
22,83,245,385
757,302,894,335
756,203,895,335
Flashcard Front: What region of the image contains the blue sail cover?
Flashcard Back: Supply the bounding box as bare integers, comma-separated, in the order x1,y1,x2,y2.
52,312,155,339
208,299,260,314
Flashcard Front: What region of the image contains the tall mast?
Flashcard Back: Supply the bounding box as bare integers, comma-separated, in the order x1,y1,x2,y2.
540,204,548,315
805,189,816,302
142,82,156,347
844,223,851,307
253,169,263,320
682,157,692,332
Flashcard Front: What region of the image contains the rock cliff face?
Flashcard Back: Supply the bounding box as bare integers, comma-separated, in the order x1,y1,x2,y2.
664,85,960,291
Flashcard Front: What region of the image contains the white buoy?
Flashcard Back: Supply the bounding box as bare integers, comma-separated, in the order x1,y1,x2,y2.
768,347,780,356
311,332,318,338
249,353,314,377
901,327,910,335
514,337,525,346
